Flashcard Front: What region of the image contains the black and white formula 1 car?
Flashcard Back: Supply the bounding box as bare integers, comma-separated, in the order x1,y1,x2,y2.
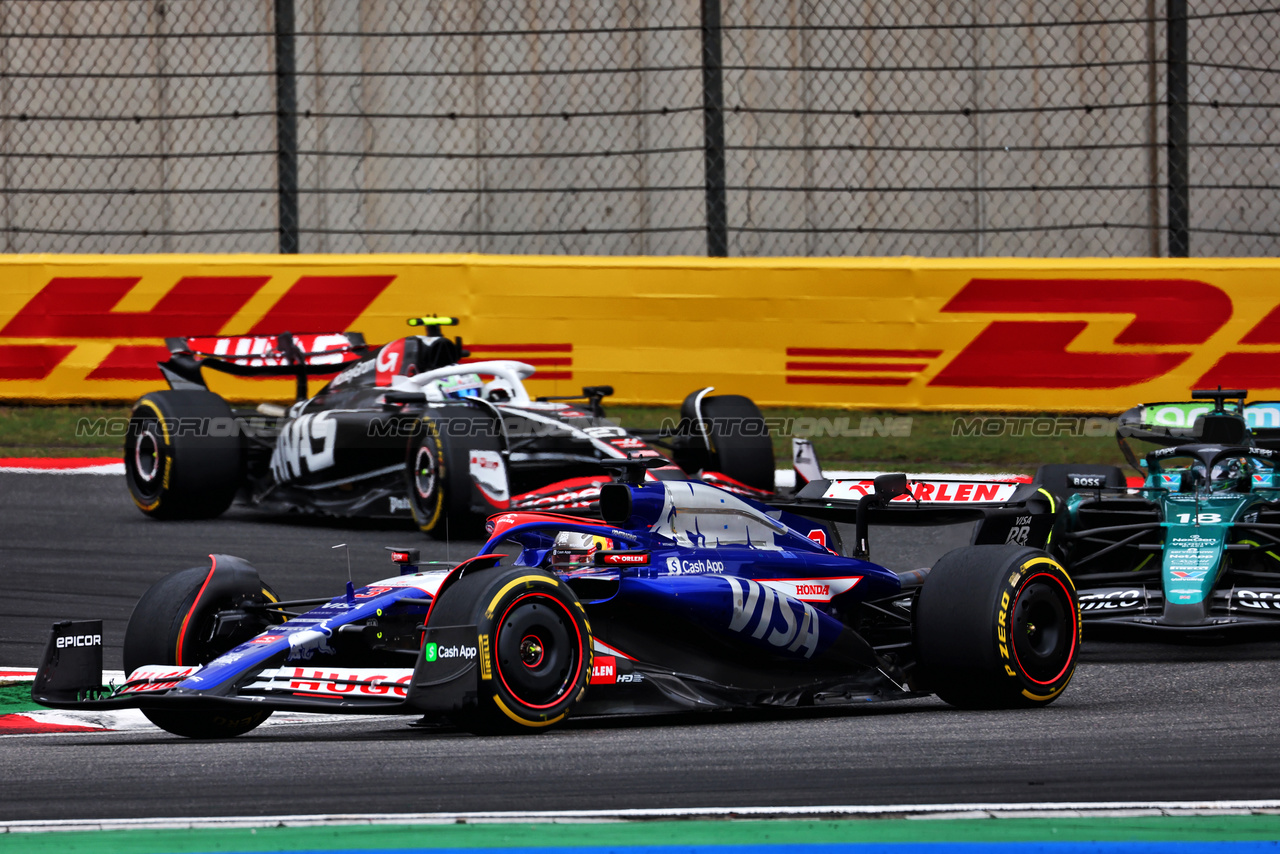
34,469,1078,738
124,317,776,536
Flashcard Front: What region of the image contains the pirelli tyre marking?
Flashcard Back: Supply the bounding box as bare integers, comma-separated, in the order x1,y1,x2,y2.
477,573,589,730
478,633,492,680
125,391,244,521
411,421,445,531
130,399,171,511
492,695,565,728
998,556,1079,703
484,575,559,621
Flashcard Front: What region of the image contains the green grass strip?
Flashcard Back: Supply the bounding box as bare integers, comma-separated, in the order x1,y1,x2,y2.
0,683,41,714
0,405,130,458
3,815,1280,854
0,404,1129,472
603,407,1125,473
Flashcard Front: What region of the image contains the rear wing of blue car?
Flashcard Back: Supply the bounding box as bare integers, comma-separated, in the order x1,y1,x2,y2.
783,474,1056,552
158,332,370,400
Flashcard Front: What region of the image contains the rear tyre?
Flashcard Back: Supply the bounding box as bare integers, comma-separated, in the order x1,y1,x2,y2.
677,391,775,492
405,410,501,539
124,390,243,519
914,544,1078,709
123,556,282,738
427,567,592,734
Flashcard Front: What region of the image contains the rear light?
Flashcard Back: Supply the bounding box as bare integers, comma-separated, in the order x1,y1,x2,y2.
385,546,420,575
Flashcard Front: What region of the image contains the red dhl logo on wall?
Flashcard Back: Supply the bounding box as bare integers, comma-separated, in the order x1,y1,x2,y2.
4,264,1280,406
0,274,395,381
786,278,1280,391
0,273,573,386
462,343,573,381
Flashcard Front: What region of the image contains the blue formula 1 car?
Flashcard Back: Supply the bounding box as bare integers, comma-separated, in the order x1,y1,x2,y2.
33,469,1078,737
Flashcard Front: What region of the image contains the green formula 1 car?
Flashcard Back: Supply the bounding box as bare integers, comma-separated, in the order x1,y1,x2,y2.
1040,388,1280,638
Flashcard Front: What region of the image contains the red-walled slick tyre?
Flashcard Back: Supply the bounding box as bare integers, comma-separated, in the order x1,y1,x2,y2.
123,555,283,738
914,544,1079,709
426,566,592,734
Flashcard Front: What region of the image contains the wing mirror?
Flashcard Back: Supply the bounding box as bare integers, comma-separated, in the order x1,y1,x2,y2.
853,472,911,560
873,472,909,501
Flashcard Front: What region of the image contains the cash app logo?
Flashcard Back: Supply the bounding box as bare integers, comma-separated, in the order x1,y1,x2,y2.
424,642,438,662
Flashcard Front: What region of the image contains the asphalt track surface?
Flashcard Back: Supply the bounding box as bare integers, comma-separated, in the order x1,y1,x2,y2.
4,472,1280,822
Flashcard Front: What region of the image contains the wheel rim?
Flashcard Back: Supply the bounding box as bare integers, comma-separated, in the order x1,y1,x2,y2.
179,595,238,665
127,415,164,501
1010,572,1076,685
494,592,583,710
178,588,282,666
134,427,161,484
520,634,545,668
413,442,437,501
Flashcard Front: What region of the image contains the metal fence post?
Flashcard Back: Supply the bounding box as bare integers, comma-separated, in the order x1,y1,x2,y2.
1167,0,1190,257
700,0,728,257
274,0,299,254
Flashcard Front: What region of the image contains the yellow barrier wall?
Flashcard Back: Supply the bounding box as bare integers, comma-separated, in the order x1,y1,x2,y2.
3,253,1280,411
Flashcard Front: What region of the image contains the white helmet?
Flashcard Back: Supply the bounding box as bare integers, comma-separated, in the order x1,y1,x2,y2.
484,378,516,402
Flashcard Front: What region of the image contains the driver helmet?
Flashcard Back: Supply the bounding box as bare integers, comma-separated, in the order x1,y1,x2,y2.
484,378,516,403
1210,457,1250,492
435,372,483,399
550,531,612,568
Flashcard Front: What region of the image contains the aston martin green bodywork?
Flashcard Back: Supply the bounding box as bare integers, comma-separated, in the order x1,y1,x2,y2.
1045,389,1280,638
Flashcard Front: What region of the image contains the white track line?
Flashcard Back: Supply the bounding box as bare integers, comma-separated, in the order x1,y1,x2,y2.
0,462,124,475
4,801,1280,833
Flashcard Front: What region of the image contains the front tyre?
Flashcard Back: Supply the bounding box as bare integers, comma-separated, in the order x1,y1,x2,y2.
123,555,282,738
914,544,1078,709
427,567,592,734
